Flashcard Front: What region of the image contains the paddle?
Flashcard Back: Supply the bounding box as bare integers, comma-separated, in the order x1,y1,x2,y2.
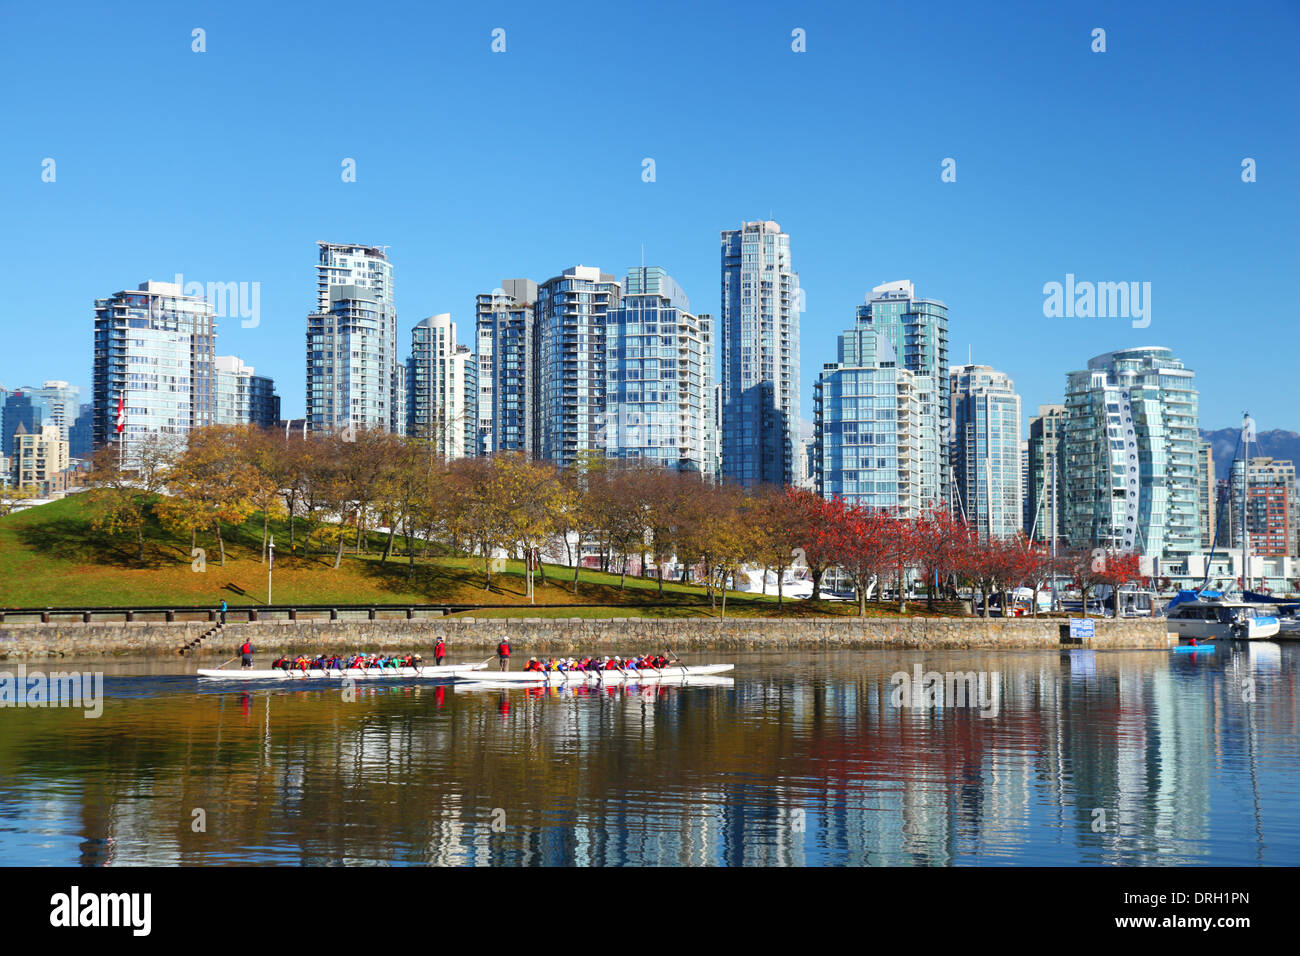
667,648,688,684
215,655,239,670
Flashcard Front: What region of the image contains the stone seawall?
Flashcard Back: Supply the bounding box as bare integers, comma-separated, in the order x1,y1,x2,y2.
0,617,1175,660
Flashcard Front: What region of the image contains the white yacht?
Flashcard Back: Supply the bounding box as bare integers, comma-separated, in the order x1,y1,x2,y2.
1165,591,1280,642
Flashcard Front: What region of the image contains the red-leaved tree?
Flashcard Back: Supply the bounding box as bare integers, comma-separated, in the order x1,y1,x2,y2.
826,501,894,617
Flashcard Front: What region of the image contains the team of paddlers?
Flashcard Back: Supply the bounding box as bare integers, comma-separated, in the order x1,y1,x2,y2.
522,654,677,673
271,653,430,672
264,650,679,674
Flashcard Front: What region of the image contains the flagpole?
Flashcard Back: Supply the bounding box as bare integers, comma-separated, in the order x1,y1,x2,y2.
1242,412,1251,594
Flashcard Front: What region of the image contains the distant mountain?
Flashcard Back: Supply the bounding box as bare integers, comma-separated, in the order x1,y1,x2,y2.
1200,428,1300,482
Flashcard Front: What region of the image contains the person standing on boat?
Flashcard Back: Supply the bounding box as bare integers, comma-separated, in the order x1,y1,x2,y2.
497,638,512,671
239,638,254,669
434,638,446,667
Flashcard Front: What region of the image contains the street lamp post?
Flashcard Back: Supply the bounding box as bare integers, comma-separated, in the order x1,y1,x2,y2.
268,534,275,606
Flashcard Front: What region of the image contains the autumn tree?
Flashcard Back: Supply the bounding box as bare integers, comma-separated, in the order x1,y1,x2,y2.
639,466,689,598
0,485,37,518
156,426,259,566
786,488,837,603
591,462,650,589
235,426,287,562
710,486,758,618
1016,541,1059,616
443,456,514,590
750,484,804,607
85,446,152,562
826,500,895,617
912,506,969,610
496,454,570,603
548,454,599,593
1064,548,1142,617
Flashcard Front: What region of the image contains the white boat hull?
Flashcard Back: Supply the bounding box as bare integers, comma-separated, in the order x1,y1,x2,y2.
197,662,488,680
458,676,735,691
1166,618,1280,641
456,663,734,684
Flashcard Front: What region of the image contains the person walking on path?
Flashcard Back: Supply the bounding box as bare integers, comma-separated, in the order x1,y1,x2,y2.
497,637,512,671
219,599,228,626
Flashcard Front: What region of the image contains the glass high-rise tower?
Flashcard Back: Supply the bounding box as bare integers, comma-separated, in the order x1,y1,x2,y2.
407,313,476,460
1063,347,1200,566
814,307,923,513
854,281,949,508
949,364,1022,539
92,279,217,461
307,242,403,435
720,221,800,487
603,267,710,473
30,381,80,445
214,356,278,427
536,266,620,469
475,279,538,458
1026,404,1066,546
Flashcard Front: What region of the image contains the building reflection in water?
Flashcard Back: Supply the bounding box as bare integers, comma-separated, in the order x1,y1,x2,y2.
0,648,1296,866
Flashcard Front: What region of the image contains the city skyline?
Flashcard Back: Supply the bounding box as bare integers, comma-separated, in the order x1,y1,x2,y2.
2,2,1296,434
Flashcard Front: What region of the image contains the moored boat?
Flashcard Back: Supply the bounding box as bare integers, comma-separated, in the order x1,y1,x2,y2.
1164,590,1280,642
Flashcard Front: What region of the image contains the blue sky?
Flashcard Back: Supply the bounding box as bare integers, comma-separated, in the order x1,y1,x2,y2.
2,0,1297,431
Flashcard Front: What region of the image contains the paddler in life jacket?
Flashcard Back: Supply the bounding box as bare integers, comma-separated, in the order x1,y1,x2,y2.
524,658,543,672
239,639,255,669
434,639,446,666
497,638,512,672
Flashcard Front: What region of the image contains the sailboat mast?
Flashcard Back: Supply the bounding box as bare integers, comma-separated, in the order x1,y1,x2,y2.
1241,412,1251,594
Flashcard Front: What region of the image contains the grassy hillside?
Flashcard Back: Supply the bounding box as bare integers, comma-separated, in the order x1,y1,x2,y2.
0,495,958,618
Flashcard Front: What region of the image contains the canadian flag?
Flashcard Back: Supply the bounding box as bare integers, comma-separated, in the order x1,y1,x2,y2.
115,395,126,434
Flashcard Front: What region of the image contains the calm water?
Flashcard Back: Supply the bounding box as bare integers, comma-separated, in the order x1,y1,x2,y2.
1,646,1297,866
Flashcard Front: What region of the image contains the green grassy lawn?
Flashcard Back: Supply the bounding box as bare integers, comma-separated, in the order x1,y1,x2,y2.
0,496,963,618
